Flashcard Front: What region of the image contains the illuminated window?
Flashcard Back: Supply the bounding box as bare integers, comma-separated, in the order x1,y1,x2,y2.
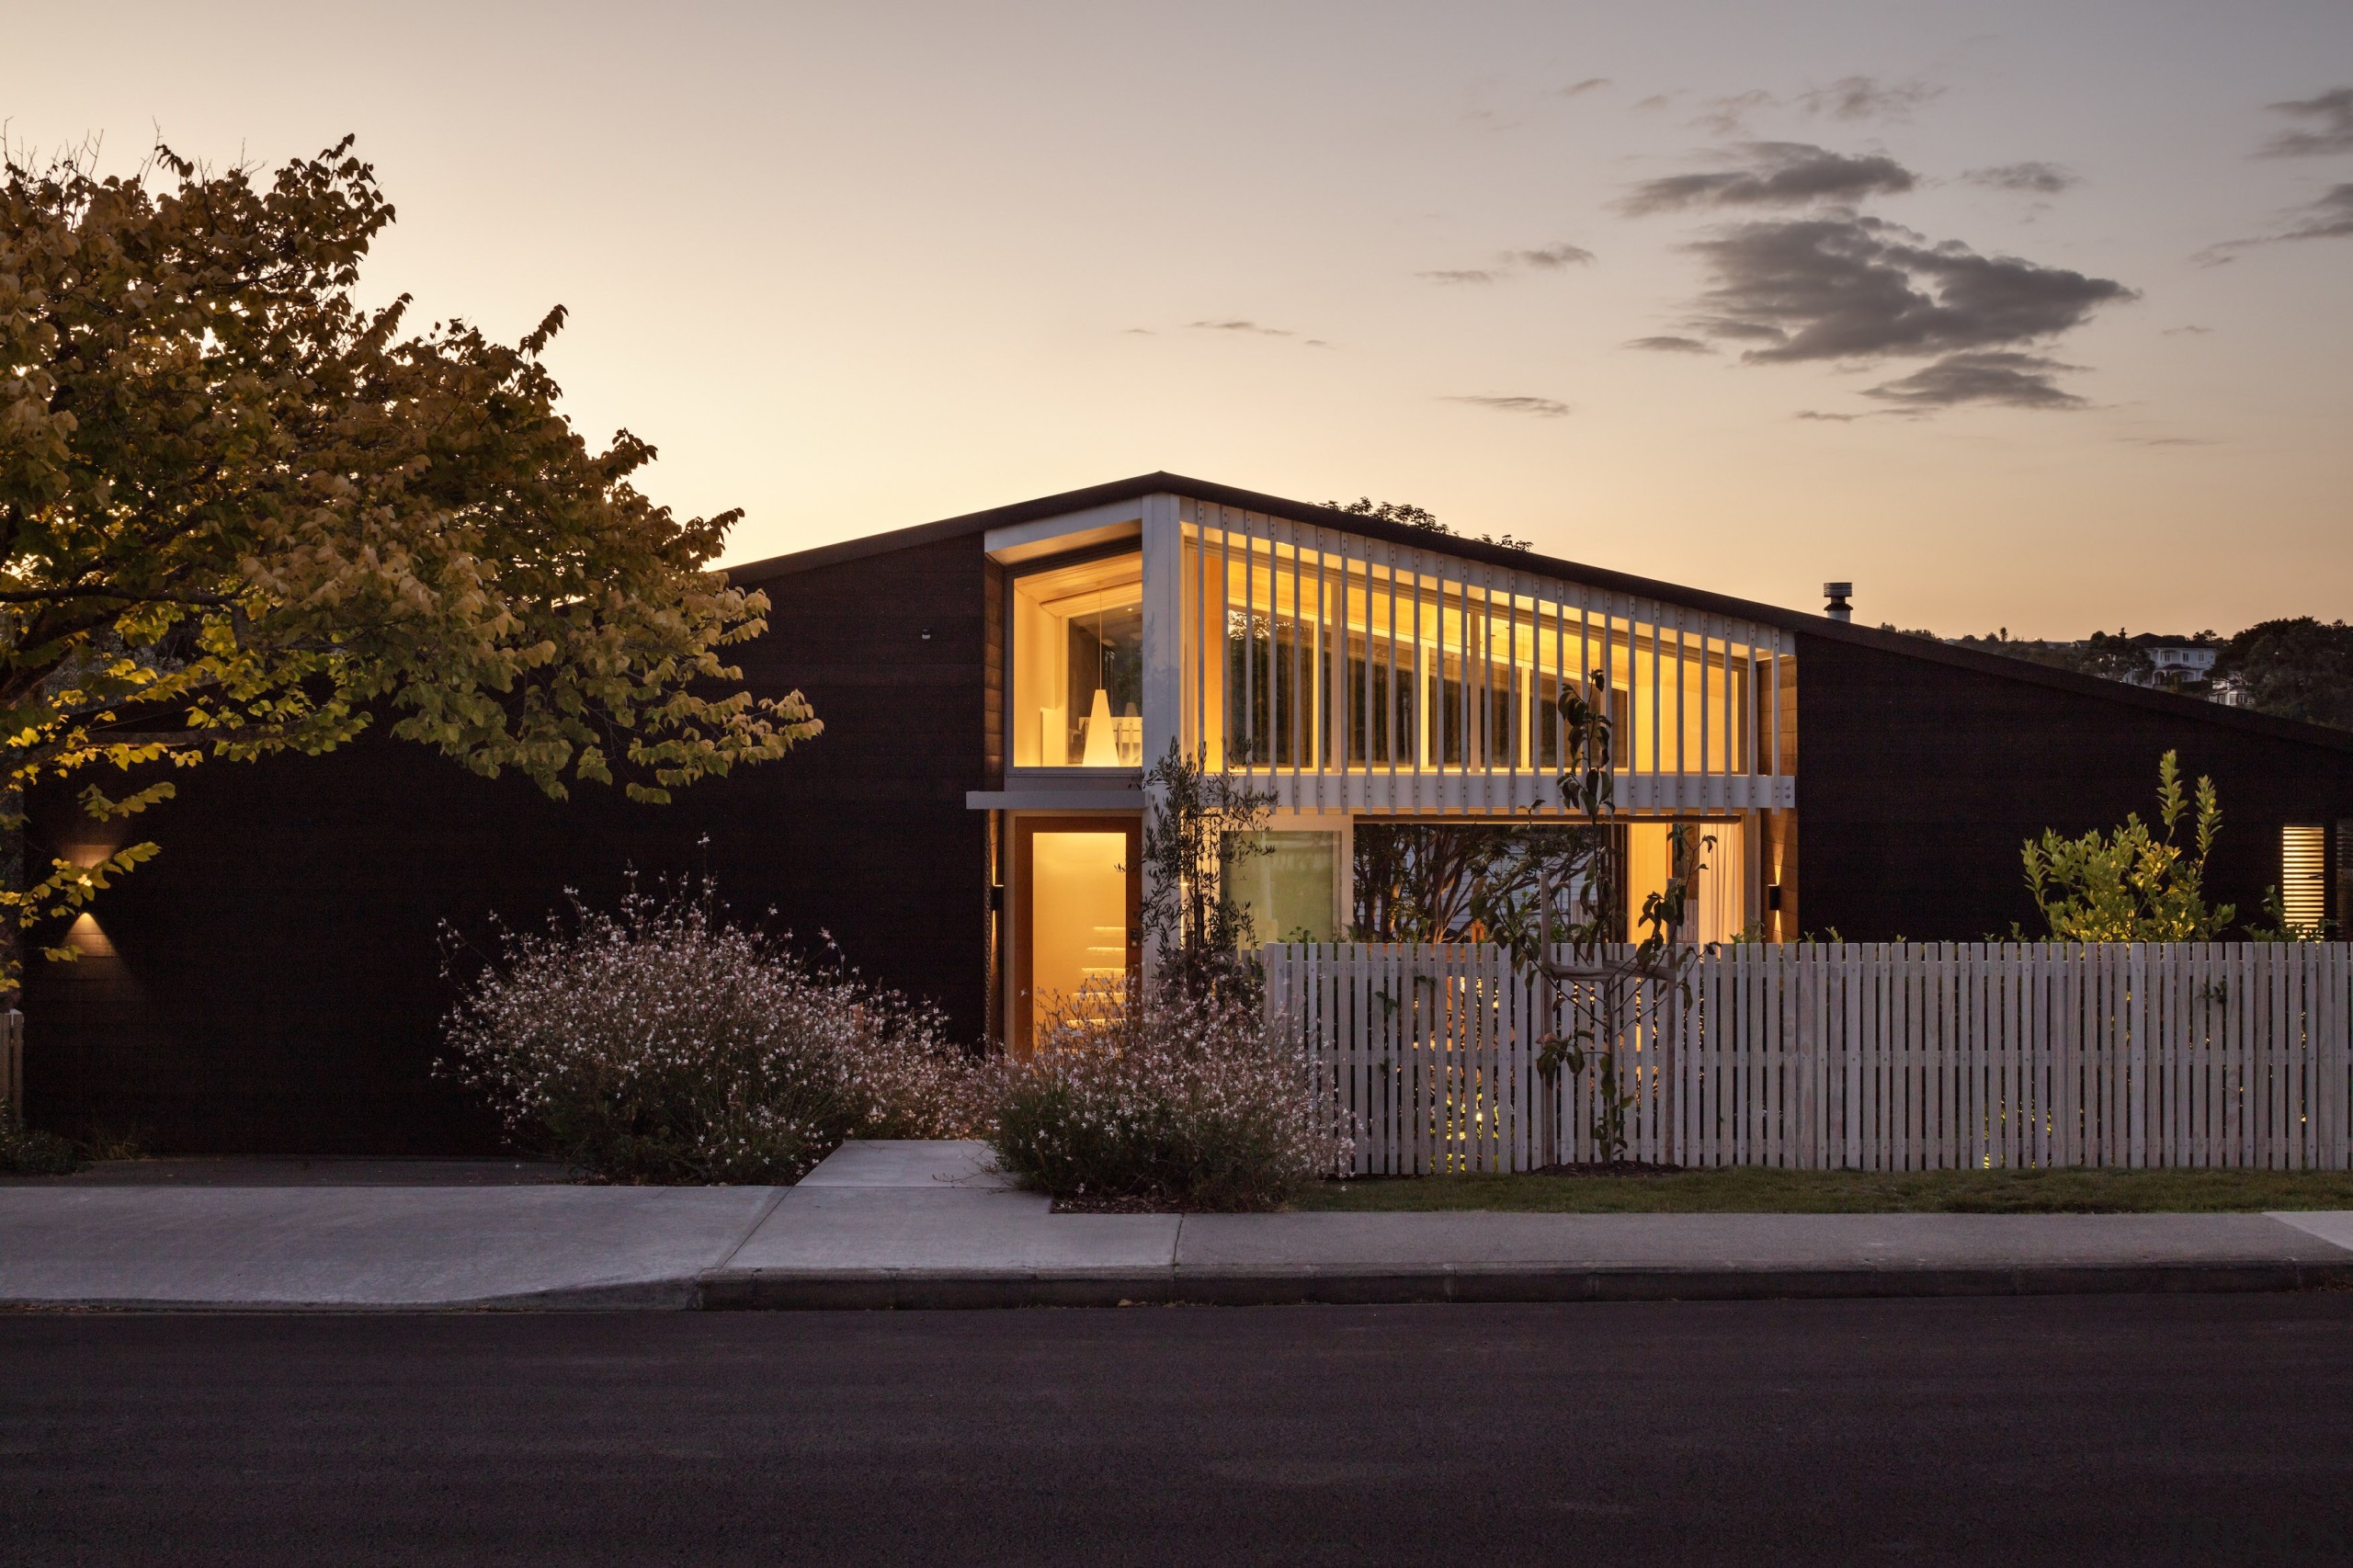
2281,824,2326,934
1010,551,1142,769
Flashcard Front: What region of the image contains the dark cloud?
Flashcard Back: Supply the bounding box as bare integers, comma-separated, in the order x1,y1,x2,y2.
1793,409,1870,422
1632,94,1670,112
1189,320,1291,335
1861,351,2087,410
1682,216,2134,363
1796,75,1943,122
1444,395,1571,417
1624,335,1713,353
2261,87,2353,157
2194,183,2353,262
1512,243,1597,267
1964,161,2078,194
1419,269,1499,285
2280,183,2353,239
1563,77,1610,97
1619,142,1916,215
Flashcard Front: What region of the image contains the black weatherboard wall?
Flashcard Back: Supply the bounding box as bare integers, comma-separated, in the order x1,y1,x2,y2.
1796,626,2353,941
22,531,995,1154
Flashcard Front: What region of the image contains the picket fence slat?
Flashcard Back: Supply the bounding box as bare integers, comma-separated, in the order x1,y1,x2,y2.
1270,943,2353,1175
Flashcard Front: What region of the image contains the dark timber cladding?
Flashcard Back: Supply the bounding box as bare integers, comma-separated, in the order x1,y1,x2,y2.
17,469,2353,1153
1796,626,2353,941
22,531,995,1154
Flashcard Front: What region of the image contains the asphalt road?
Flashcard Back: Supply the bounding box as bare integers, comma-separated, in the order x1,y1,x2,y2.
5,1295,2351,1565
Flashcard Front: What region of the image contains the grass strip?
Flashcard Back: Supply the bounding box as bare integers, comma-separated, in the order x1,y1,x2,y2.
1293,1166,2353,1214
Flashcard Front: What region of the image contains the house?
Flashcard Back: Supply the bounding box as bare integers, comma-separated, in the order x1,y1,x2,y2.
2123,632,2220,689
25,473,2353,1151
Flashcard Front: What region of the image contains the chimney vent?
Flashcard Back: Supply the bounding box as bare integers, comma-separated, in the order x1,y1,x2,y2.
1823,582,1853,622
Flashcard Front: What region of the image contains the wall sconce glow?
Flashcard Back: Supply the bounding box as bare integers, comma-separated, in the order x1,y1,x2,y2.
66,912,118,958
2280,825,2325,932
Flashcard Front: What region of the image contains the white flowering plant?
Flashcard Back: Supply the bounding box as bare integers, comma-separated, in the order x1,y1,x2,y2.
441,881,977,1183
983,981,1353,1210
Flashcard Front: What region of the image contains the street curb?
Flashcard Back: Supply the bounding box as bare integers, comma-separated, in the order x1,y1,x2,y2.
695,1258,2353,1311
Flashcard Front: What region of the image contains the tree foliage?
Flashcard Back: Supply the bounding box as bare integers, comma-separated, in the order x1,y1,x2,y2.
2021,751,2234,942
1139,742,1275,1005
1470,673,1707,1162
2213,617,2353,731
0,138,816,988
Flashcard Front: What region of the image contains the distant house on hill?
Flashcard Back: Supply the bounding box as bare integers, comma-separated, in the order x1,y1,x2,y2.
24,472,2353,1153
2123,633,2220,690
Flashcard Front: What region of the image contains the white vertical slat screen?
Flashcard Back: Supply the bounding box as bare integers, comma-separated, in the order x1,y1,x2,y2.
1264,942,2353,1174
1179,500,1796,815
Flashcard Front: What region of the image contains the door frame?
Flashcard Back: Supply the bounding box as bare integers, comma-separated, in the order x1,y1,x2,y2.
1010,814,1142,1053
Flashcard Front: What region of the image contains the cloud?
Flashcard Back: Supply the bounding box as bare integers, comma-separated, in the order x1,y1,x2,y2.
1418,244,1595,285
1563,77,1611,97
1796,75,1943,123
1860,350,2088,410
1681,216,2134,363
1189,319,1291,335
2195,183,2353,262
2261,87,2353,157
1793,409,1870,421
1691,89,1776,135
2279,182,2353,238
1632,94,1670,112
1619,142,1917,215
2163,324,2211,335
1512,243,1597,267
1624,335,1713,353
1443,395,1572,417
1964,161,2079,194
2122,435,2220,447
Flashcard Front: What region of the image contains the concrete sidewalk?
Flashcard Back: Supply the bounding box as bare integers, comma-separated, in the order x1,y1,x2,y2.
6,1140,2352,1311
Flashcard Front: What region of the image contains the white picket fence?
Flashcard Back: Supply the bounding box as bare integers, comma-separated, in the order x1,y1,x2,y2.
1263,943,2353,1173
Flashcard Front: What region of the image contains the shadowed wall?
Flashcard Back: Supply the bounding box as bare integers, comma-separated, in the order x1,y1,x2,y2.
22,534,995,1153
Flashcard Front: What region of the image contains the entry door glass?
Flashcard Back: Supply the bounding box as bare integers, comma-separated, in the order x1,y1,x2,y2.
1030,831,1131,1022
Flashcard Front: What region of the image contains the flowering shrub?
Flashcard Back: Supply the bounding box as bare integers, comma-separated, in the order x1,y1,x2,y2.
442,885,975,1184
983,982,1353,1210
0,1103,79,1175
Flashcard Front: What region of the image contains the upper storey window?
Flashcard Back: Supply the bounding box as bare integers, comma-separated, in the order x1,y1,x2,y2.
1010,550,1144,769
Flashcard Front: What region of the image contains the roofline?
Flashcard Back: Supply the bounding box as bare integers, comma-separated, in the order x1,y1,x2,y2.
722,472,2353,756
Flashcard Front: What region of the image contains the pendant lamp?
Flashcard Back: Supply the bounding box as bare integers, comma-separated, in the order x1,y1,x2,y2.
1082,686,1119,767
1080,586,1120,767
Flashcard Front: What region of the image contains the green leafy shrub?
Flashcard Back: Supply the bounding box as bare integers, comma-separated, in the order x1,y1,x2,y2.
982,983,1353,1210
0,1104,80,1176
2022,751,2234,941
443,884,976,1184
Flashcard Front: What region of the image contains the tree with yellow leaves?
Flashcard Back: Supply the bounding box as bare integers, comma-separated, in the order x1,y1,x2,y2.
0,138,818,994
2021,751,2233,942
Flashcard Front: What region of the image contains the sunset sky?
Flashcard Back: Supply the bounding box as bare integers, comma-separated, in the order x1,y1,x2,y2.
7,1,2349,636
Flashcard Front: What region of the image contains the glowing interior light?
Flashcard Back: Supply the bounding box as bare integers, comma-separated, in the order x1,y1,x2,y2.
1082,686,1120,767
2280,825,2326,932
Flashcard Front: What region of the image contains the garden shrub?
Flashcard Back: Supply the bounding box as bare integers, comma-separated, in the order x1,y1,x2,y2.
443,884,975,1184
0,1104,80,1176
983,982,1353,1210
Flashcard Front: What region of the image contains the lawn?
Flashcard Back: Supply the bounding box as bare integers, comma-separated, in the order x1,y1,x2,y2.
1293,1166,2353,1214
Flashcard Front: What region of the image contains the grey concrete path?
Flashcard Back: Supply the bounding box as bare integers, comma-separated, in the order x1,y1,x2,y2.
705,1142,2353,1308
0,1185,783,1309
7,1140,2353,1311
